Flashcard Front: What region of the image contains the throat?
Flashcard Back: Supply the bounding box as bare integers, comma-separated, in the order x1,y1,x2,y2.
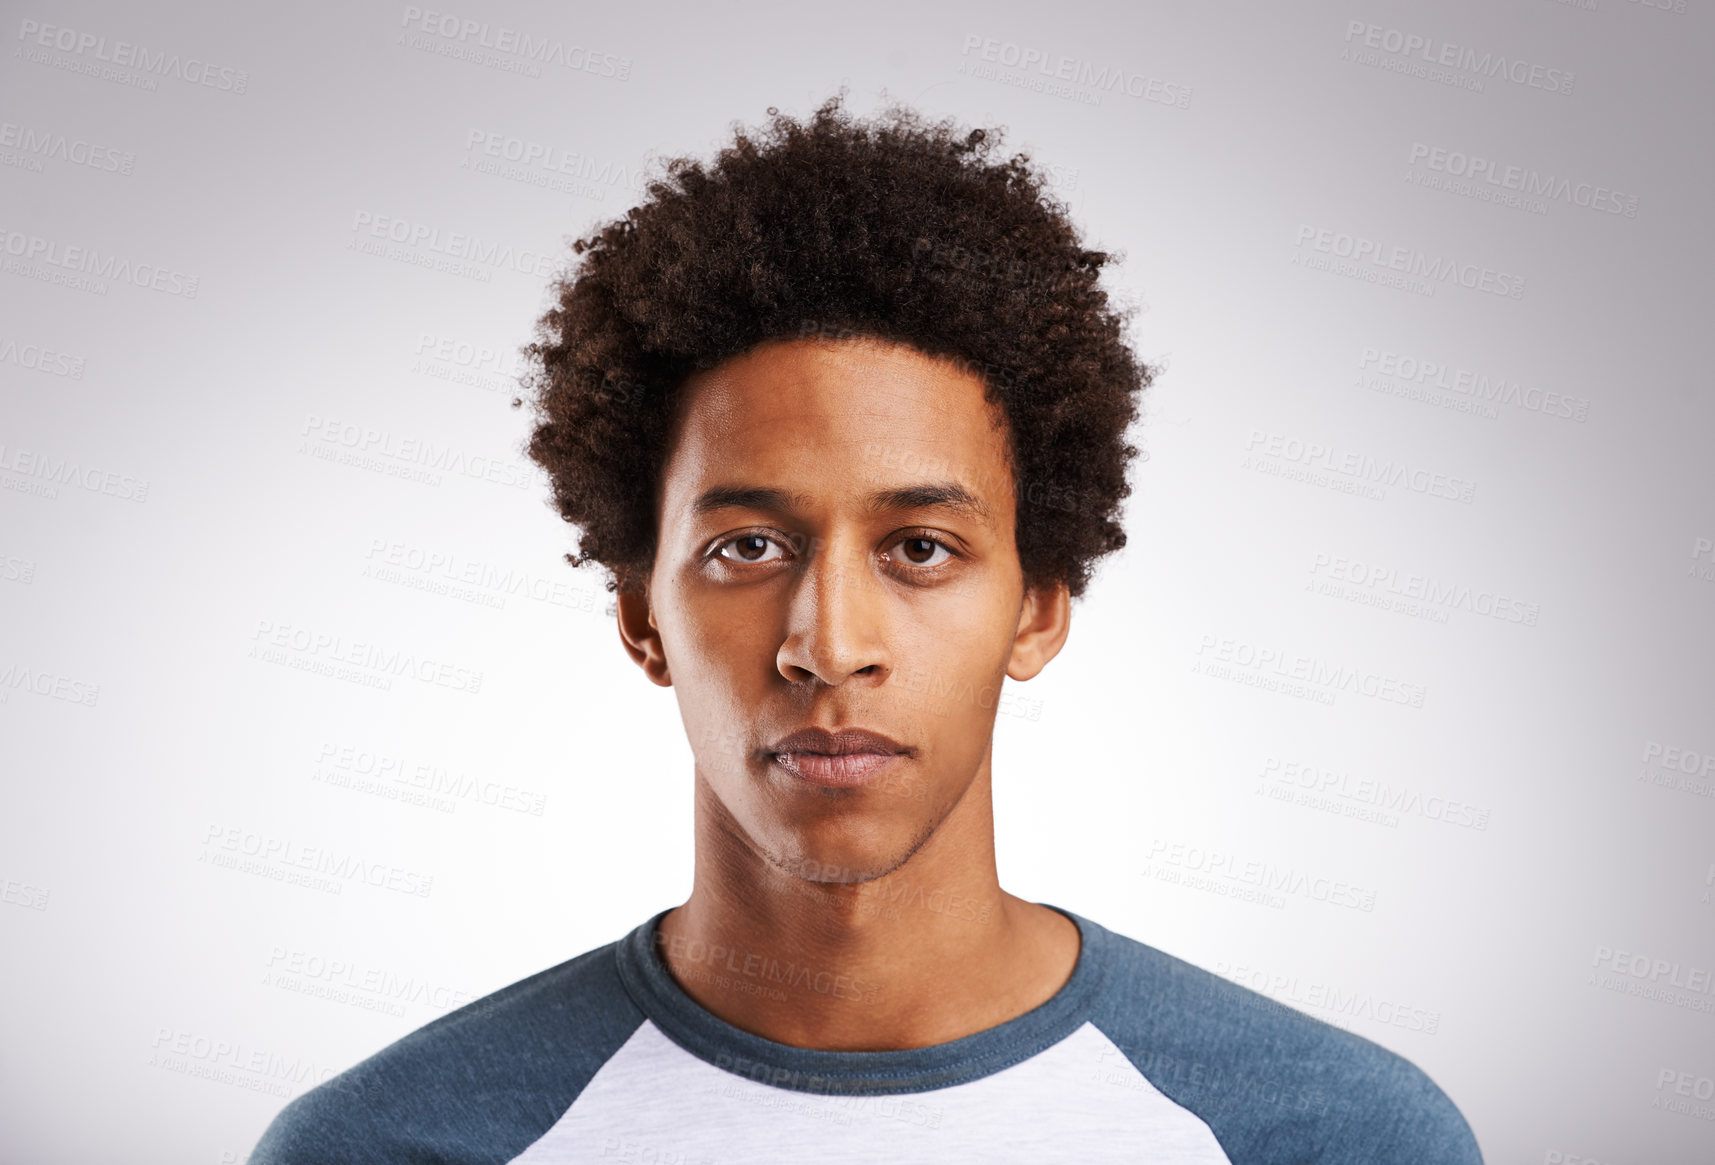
653,886,1080,1051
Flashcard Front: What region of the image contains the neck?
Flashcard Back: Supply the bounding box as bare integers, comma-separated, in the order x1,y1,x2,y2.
655,754,1081,1050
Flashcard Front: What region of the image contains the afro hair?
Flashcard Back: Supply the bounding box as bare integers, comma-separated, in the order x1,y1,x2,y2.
516,93,1153,599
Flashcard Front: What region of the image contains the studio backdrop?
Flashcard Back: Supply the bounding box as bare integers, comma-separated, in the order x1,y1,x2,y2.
2,0,1712,1161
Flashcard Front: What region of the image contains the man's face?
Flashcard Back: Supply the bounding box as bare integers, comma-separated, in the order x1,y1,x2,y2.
630,337,1065,885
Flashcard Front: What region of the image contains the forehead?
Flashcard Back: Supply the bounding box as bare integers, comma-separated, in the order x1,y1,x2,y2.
660,338,1015,513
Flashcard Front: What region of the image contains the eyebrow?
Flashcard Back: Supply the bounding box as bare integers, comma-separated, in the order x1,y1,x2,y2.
691,482,995,528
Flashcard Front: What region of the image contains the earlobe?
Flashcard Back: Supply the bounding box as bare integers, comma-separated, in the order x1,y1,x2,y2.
1005,581,1071,682
616,587,673,687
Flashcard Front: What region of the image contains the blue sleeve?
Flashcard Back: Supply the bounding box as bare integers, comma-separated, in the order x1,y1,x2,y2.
1089,934,1482,1164
247,942,645,1165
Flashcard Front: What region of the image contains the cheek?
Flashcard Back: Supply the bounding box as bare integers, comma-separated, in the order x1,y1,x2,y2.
669,642,766,773
659,587,778,704
921,581,1016,666
903,640,1013,728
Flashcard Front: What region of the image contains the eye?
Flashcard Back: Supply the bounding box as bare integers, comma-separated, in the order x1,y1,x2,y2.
712,532,791,565
884,533,956,570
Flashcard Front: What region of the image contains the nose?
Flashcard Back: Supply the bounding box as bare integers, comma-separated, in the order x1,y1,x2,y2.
776,535,892,686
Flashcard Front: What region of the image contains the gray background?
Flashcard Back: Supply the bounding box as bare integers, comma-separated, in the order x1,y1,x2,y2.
3,0,1713,1161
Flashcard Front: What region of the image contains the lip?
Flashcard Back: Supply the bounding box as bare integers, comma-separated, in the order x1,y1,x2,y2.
766,727,911,789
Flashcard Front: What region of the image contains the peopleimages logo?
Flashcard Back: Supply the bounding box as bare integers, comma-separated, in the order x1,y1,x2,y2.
0,121,135,174
0,337,86,379
265,946,475,1013
1590,944,1714,1015
461,130,644,197
1643,740,1715,780
1359,348,1590,423
315,741,549,816
1145,839,1378,912
1342,21,1573,94
1193,631,1429,709
1408,143,1638,218
15,18,249,93
200,824,436,898
958,34,1191,109
349,211,557,278
1653,1068,1715,1120
0,227,199,298
398,6,631,79
1245,429,1478,504
1294,224,1525,300
363,537,595,616
1308,552,1540,627
1213,960,1442,1035
411,330,523,395
249,618,485,696
0,443,150,502
0,662,100,707
1693,538,1715,584
300,415,532,490
148,1026,335,1100
1260,757,1492,831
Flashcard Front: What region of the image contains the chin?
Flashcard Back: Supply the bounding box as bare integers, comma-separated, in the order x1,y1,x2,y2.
761,816,936,887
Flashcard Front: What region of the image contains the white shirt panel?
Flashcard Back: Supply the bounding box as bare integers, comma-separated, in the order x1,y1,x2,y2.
507,1018,1233,1164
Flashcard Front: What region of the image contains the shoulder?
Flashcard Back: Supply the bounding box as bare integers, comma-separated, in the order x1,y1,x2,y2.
1082,918,1481,1165
248,939,645,1165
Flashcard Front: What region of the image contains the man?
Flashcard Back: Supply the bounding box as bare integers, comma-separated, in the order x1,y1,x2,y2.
251,96,1482,1163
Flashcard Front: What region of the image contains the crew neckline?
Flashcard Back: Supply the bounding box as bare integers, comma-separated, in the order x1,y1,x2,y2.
612,904,1111,1096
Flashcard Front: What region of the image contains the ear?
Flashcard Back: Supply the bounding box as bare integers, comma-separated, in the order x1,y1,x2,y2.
617,586,673,687
1006,580,1071,682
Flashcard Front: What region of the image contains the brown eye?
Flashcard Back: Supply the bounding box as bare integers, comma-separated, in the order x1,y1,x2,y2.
715,534,787,564
888,535,953,569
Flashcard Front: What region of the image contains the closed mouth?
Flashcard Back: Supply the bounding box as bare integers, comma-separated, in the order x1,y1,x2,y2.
765,727,911,787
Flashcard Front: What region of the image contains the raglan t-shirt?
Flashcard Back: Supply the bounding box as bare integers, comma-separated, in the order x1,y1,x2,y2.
248,907,1483,1164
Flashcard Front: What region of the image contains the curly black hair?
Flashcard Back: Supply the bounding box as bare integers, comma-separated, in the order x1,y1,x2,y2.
515,94,1152,600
